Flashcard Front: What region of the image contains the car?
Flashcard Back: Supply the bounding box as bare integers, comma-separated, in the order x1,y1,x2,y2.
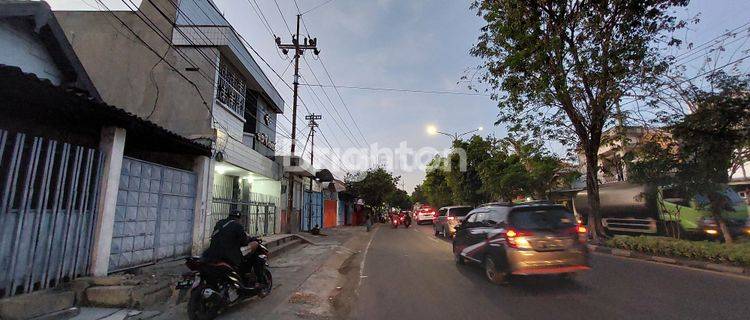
415,206,436,224
452,204,590,284
433,206,473,238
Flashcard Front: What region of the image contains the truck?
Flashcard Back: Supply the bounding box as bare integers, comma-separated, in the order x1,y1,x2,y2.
573,182,750,238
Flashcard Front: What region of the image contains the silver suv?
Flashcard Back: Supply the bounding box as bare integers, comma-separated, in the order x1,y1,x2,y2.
433,206,473,238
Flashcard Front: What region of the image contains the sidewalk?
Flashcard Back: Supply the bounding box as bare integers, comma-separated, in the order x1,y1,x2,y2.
152,225,375,320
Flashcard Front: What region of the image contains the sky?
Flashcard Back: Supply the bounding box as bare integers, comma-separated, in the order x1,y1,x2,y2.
48,0,750,192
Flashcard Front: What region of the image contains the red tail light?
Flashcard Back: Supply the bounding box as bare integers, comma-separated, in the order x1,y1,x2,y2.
504,228,533,248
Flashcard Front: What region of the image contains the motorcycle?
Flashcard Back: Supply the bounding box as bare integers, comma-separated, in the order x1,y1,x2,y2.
390,215,411,228
178,241,273,320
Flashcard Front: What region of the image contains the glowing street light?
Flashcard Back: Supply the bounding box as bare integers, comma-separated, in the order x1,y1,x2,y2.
426,125,484,141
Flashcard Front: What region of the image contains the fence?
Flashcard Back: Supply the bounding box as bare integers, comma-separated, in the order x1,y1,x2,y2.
0,130,102,298
209,174,277,237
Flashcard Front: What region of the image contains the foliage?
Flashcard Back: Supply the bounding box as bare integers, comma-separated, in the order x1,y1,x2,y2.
446,135,493,205
345,167,399,209
606,236,750,267
478,152,527,202
421,156,454,209
386,189,412,210
469,0,689,238
410,184,428,205
629,73,750,243
420,135,575,204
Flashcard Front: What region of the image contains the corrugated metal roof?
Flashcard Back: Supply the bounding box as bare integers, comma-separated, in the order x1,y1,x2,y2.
0,65,212,156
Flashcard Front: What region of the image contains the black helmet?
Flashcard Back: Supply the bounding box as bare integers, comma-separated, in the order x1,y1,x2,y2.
228,210,242,219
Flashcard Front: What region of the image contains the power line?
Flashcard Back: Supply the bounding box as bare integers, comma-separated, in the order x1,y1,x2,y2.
301,57,366,147
299,82,492,97
295,16,369,146
300,0,336,15
272,0,293,36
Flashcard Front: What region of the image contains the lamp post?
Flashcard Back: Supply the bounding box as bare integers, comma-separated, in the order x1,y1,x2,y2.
426,125,483,141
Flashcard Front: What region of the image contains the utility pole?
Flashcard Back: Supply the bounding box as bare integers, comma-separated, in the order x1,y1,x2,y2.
305,114,321,230
276,15,320,233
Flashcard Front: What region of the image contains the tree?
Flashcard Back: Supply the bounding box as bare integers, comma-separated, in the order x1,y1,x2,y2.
629,73,750,243
345,167,398,210
479,152,528,202
410,184,428,205
446,135,493,205
387,189,412,210
421,156,453,209
469,0,689,240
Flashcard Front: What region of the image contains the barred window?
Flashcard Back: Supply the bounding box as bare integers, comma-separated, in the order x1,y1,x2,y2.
217,59,246,116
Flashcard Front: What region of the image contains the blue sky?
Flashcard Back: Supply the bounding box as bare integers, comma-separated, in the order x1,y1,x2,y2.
49,0,750,192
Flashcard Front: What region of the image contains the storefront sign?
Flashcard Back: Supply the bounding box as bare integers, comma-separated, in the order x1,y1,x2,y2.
256,132,275,151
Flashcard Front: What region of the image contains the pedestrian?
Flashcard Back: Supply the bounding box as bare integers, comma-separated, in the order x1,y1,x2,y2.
365,209,372,232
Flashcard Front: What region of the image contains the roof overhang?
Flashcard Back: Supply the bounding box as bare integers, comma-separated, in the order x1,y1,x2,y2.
1,1,101,100
0,65,211,157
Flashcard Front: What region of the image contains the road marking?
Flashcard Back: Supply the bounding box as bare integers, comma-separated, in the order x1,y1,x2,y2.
357,227,377,288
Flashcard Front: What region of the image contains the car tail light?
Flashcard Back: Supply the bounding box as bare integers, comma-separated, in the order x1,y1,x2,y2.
504,228,533,249
575,225,587,243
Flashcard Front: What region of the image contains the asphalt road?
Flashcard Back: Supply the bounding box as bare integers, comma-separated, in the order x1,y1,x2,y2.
353,223,750,320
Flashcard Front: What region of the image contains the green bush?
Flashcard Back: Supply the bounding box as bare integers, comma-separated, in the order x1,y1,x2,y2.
605,236,750,267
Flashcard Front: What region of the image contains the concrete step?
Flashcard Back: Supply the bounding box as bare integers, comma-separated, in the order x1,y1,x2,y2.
268,238,305,258
0,290,75,320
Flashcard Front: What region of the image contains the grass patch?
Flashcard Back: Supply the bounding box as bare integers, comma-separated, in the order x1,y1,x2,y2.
605,236,750,267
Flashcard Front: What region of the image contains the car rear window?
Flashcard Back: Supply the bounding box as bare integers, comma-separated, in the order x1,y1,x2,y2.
449,207,472,217
510,208,576,230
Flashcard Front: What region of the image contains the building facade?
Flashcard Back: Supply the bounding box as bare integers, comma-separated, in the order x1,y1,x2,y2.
54,0,286,252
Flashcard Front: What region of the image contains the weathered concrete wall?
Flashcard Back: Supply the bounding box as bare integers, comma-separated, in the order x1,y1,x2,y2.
0,18,63,85
54,0,215,139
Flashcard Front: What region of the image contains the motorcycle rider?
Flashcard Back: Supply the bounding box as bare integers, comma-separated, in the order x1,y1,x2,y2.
202,210,266,290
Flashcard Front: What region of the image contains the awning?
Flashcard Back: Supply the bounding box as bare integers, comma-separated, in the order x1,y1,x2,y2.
0,65,211,156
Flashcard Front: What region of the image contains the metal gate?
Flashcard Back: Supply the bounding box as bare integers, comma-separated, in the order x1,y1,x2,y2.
0,130,102,298
301,191,323,231
109,157,196,272
210,174,278,237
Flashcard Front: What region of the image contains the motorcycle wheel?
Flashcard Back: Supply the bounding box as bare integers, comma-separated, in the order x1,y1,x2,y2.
260,269,273,297
187,284,220,320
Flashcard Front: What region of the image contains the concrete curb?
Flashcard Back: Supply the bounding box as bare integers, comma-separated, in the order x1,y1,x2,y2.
588,244,750,277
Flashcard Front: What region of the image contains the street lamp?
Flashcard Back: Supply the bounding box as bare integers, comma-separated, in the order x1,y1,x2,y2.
426,125,484,141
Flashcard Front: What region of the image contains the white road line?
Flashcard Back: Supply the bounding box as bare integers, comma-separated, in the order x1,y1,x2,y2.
357,227,377,288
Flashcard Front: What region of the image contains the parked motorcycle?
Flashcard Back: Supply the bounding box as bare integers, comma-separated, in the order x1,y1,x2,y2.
178,241,273,320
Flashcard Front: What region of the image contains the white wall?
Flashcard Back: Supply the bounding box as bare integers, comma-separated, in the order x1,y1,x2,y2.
0,19,63,84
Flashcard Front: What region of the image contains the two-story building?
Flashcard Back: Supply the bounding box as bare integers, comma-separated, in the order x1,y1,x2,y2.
54,0,286,255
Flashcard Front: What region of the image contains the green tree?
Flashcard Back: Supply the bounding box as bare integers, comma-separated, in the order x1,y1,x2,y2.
629,73,750,243
345,167,398,210
446,135,493,205
469,0,689,239
410,184,428,204
478,146,528,202
387,189,413,210
422,156,453,209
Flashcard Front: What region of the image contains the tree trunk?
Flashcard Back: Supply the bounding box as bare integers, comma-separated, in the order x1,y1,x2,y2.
709,192,734,244
717,217,733,244
584,149,607,242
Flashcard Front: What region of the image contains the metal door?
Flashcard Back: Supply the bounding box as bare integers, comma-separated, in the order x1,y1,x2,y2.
301,191,323,231
0,130,102,298
109,157,196,272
